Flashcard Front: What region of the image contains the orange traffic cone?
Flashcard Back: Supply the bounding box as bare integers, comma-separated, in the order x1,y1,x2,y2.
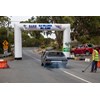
0,59,9,69
97,61,100,68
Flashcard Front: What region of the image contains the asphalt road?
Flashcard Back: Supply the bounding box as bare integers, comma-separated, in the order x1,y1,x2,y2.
0,47,100,83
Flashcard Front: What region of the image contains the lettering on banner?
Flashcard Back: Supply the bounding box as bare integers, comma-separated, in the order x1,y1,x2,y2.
38,25,52,30
23,25,37,29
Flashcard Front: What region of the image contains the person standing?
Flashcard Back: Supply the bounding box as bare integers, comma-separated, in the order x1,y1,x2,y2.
91,47,99,72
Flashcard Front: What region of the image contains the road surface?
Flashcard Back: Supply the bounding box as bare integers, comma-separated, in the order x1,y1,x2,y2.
0,47,100,83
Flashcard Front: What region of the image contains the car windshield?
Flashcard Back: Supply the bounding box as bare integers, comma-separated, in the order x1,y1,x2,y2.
88,44,93,47
47,52,65,57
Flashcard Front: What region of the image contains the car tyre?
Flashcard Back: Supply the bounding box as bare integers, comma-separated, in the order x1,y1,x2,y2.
41,63,44,66
44,63,47,67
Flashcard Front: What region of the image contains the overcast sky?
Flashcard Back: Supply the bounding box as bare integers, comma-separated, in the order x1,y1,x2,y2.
10,16,32,21
10,16,32,26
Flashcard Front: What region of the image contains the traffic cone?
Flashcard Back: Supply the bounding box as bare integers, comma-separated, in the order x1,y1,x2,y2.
97,61,100,68
0,59,9,69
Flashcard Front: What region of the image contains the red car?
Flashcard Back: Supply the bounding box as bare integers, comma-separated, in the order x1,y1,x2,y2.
71,44,94,56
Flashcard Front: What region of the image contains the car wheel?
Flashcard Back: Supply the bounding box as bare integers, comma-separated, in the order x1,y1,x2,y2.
44,63,47,67
85,51,90,56
41,63,43,66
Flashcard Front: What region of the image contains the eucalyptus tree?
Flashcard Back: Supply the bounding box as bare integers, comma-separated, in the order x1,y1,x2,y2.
72,16,100,44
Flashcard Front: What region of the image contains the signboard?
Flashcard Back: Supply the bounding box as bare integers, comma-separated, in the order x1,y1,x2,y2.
3,40,8,46
21,23,69,30
38,25,52,29
63,48,70,52
2,40,9,51
23,24,53,30
3,45,8,50
23,25,37,30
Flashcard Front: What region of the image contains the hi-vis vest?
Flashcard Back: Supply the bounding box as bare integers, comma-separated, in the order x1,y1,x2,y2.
92,50,99,61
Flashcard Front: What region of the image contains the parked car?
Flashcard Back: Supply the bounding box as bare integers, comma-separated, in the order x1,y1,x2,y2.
41,50,68,67
71,44,94,56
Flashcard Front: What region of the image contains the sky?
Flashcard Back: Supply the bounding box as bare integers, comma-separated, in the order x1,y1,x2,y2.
10,16,31,22
10,16,32,26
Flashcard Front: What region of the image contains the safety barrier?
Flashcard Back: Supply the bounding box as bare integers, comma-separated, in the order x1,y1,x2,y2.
0,59,9,69
97,61,100,68
67,57,91,62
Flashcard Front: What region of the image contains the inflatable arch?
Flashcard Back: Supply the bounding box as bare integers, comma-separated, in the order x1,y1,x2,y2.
14,23,71,60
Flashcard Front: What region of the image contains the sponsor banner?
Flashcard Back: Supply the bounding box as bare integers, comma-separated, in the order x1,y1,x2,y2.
23,24,65,30
63,48,70,52
23,24,52,30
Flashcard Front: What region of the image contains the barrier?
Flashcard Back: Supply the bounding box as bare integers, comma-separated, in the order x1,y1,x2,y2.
85,58,91,62
0,59,9,69
67,56,91,62
97,61,100,68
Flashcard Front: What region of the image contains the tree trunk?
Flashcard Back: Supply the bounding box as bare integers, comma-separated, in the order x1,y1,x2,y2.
55,31,63,49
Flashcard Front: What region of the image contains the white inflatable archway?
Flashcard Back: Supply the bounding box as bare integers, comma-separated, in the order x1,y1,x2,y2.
14,23,71,60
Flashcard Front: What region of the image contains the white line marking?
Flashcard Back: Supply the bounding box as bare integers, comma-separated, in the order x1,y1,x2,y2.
60,68,92,83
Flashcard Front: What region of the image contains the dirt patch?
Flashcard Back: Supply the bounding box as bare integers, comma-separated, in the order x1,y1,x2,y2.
2,56,14,61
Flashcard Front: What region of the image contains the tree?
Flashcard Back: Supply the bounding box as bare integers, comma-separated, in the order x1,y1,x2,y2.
0,27,7,53
0,16,12,53
73,16,100,36
72,16,100,44
0,16,11,27
50,16,74,49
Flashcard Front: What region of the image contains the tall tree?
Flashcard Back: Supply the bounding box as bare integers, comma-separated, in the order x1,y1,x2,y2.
73,16,100,39
49,16,74,49
70,16,100,45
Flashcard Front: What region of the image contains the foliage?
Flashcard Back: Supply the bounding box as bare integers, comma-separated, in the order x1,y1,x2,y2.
0,16,10,27
22,31,54,47
0,16,12,54
8,32,14,44
72,16,100,42
0,27,7,53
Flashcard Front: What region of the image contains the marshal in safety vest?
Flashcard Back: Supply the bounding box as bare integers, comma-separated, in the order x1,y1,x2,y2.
92,49,99,61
